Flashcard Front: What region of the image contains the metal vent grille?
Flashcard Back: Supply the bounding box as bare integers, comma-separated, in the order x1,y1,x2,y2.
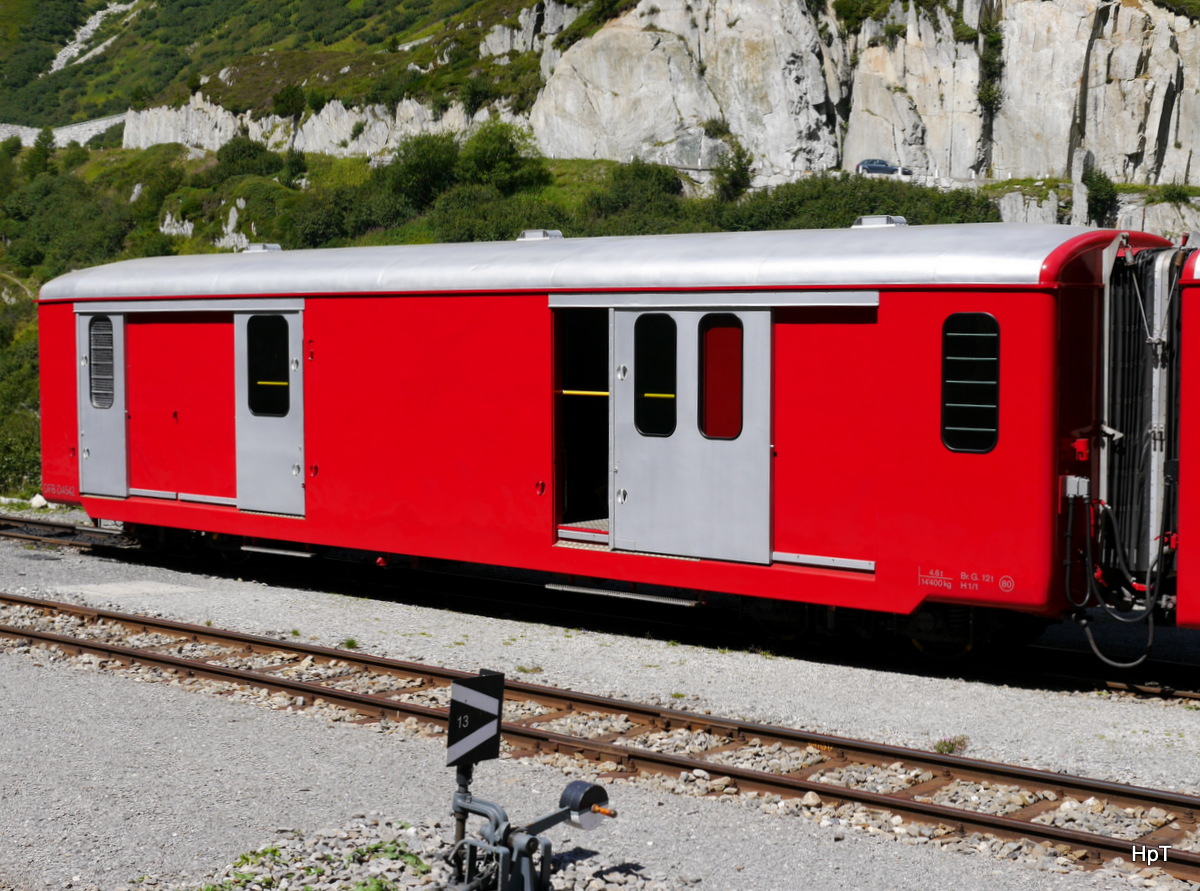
941,313,999,452
88,316,114,409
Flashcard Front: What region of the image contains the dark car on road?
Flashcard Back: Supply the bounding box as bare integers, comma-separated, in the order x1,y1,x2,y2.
855,158,912,175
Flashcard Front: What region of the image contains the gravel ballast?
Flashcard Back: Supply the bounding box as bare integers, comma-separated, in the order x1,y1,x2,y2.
0,528,1197,890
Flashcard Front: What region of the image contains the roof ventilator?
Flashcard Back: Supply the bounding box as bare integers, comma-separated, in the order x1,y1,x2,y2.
244,243,283,252
851,215,908,228
516,229,564,241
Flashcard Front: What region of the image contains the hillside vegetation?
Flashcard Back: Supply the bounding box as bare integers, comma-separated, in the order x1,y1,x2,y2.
0,0,591,126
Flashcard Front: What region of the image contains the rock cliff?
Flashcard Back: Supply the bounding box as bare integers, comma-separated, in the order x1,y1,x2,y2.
116,0,1200,195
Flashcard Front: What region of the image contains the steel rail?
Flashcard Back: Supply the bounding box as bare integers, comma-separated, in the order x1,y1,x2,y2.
1,593,1198,882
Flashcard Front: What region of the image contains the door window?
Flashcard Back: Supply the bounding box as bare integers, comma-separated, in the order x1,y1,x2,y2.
634,313,676,436
698,313,743,439
247,315,290,417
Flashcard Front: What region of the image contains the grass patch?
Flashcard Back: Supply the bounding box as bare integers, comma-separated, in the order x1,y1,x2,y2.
980,177,1069,203
932,734,970,755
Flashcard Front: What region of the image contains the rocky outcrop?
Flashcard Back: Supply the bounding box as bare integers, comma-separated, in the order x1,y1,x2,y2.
124,93,488,159
531,1,846,184
213,199,250,251
102,0,1200,190
1116,195,1200,237
480,0,580,74
995,190,1062,225
124,95,244,153
988,0,1198,185
842,8,984,180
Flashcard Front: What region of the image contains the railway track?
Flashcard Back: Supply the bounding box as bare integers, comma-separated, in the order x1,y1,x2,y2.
3,512,1197,702
1,591,1198,885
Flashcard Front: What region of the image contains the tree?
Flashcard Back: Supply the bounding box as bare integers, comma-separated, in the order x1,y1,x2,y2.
21,127,56,179
1082,165,1118,226
273,84,306,120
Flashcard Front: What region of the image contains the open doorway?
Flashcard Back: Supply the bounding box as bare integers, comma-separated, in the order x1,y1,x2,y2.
555,308,609,541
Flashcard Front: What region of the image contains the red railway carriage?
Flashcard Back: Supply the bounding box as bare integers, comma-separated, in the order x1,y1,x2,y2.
37,223,1196,654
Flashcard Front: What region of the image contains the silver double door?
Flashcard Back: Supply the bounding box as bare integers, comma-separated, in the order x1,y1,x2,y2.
611,309,771,564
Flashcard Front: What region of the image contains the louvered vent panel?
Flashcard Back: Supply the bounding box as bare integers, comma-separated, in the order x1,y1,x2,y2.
89,316,114,409
941,313,999,453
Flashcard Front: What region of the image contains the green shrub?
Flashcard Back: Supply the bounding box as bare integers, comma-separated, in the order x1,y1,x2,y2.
712,137,753,202
1148,182,1193,205
977,80,1002,113
193,137,284,187
582,158,683,219
281,149,307,188
429,184,567,243
377,132,460,211
307,89,329,115
719,173,1000,231
977,24,1004,114
0,410,39,495
455,121,551,196
273,84,306,119
0,316,40,495
831,0,892,32
460,77,492,118
701,117,731,139
60,141,89,171
953,20,978,42
124,229,179,258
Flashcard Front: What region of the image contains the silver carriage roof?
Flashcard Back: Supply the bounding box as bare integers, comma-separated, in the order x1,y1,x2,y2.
40,223,1106,303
